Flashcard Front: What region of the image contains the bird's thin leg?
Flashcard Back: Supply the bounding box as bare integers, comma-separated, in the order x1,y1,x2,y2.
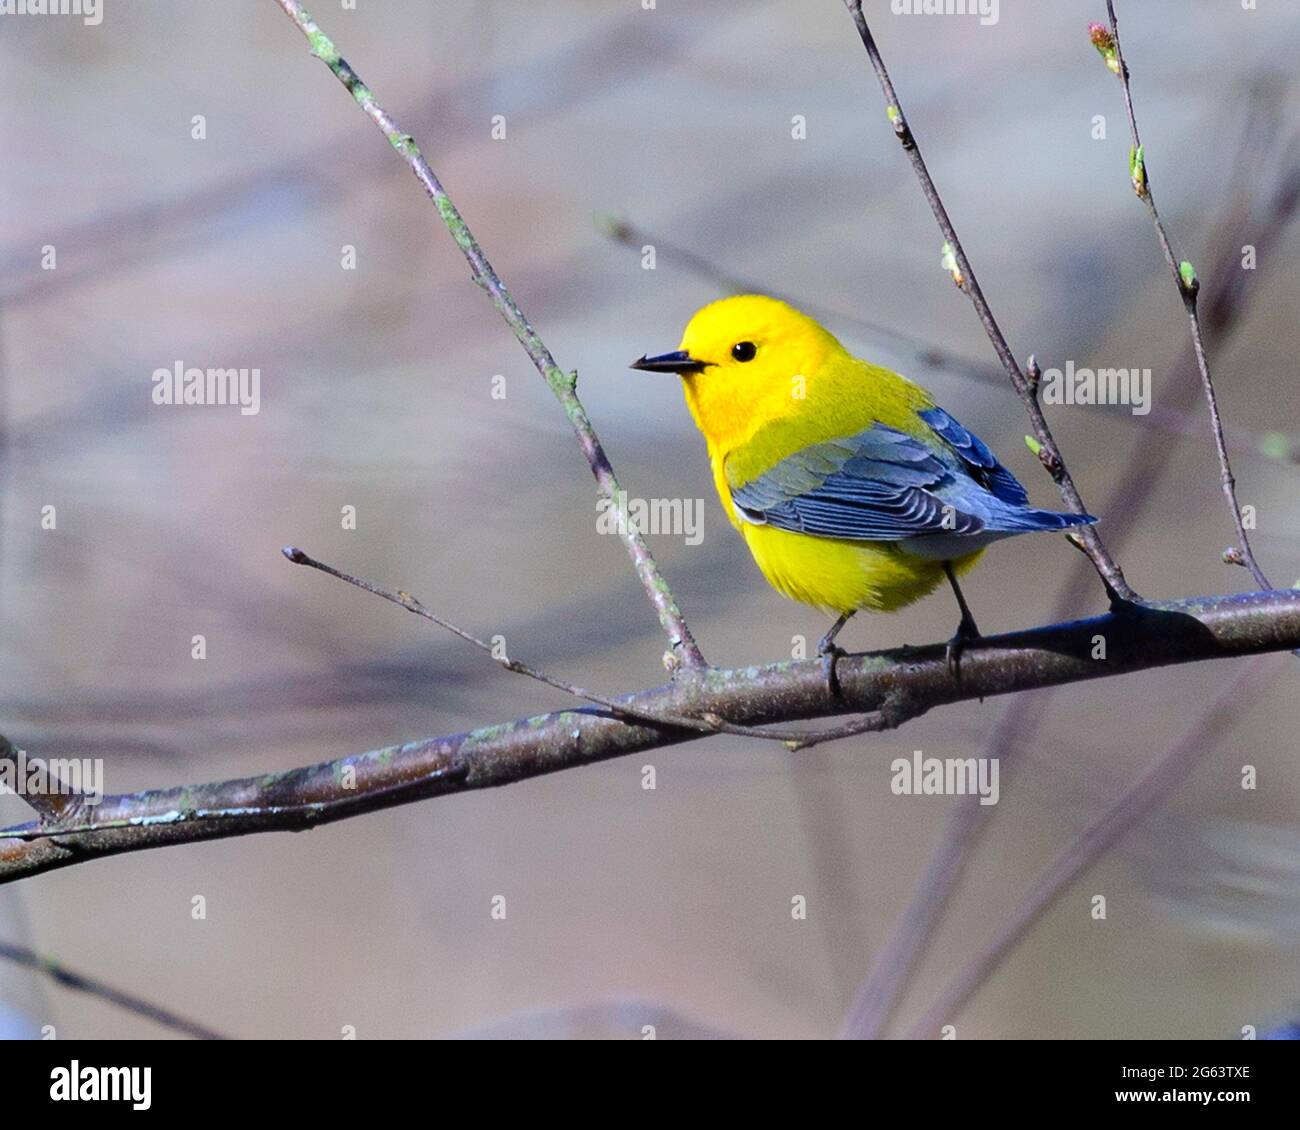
818,610,855,654
817,610,855,698
942,561,981,678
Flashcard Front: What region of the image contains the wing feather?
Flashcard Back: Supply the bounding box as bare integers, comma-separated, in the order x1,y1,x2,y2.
918,406,1030,507
728,423,984,541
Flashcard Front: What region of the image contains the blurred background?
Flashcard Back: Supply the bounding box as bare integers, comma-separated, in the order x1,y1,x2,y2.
0,0,1297,1039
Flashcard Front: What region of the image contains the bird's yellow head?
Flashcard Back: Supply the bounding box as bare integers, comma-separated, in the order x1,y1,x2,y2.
631,295,846,451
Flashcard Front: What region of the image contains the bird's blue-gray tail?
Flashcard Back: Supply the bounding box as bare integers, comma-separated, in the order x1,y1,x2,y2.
986,505,1097,533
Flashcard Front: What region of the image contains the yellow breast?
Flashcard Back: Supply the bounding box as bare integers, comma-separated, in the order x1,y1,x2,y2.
738,521,971,615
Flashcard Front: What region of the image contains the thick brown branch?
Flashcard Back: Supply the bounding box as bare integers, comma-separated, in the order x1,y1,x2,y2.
1,590,1297,886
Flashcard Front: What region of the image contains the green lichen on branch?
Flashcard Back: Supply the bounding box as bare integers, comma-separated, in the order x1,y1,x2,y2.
305,27,339,67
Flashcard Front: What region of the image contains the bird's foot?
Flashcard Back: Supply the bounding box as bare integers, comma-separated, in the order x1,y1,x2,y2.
818,642,848,699
815,611,855,699
945,616,981,681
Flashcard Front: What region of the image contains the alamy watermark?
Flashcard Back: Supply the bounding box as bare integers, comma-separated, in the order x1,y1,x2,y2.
152,361,261,415
891,750,1000,805
0,0,101,25
50,1062,150,1110
597,490,704,546
1040,359,1151,416
891,0,999,27
0,748,103,806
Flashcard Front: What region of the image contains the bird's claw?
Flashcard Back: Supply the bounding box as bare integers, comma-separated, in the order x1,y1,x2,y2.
818,642,848,699
945,619,980,680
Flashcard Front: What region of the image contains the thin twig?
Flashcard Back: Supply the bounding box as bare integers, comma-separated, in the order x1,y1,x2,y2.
0,938,226,1040
282,547,706,730
904,653,1274,1038
0,735,81,824
281,547,903,747
835,30,1300,1040
1103,1,1272,590
841,128,1300,1037
271,0,705,669
842,0,1135,604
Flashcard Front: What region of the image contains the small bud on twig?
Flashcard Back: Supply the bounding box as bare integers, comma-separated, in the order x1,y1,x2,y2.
1178,259,1199,297
885,104,912,146
1088,22,1120,75
940,241,963,289
1026,354,1042,395
1025,434,1062,477
1129,144,1147,199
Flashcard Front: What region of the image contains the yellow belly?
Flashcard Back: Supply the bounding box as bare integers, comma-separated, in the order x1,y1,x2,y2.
740,522,982,615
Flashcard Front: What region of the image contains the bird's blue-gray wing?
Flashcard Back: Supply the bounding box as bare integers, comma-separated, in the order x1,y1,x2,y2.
728,419,1093,543
728,424,985,540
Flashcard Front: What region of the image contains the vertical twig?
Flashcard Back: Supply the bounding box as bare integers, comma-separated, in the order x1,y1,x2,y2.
841,0,1136,604
1103,1,1272,590
840,131,1300,1037
271,0,706,670
837,20,1297,1042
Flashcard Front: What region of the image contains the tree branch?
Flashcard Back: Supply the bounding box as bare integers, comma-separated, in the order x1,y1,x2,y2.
2,589,1298,886
270,0,705,670
283,546,889,748
840,105,1300,1038
1101,2,1273,590
1,735,82,825
842,0,1135,604
0,938,225,1040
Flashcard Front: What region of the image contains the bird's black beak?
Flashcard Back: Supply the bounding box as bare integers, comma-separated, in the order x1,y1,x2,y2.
629,350,707,375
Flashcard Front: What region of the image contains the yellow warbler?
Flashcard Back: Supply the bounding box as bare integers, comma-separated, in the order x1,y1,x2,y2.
631,295,1094,673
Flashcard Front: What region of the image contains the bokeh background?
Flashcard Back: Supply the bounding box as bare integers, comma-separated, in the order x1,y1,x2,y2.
1,0,1297,1039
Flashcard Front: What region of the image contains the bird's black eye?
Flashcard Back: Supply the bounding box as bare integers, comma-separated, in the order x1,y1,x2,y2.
731,341,757,362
